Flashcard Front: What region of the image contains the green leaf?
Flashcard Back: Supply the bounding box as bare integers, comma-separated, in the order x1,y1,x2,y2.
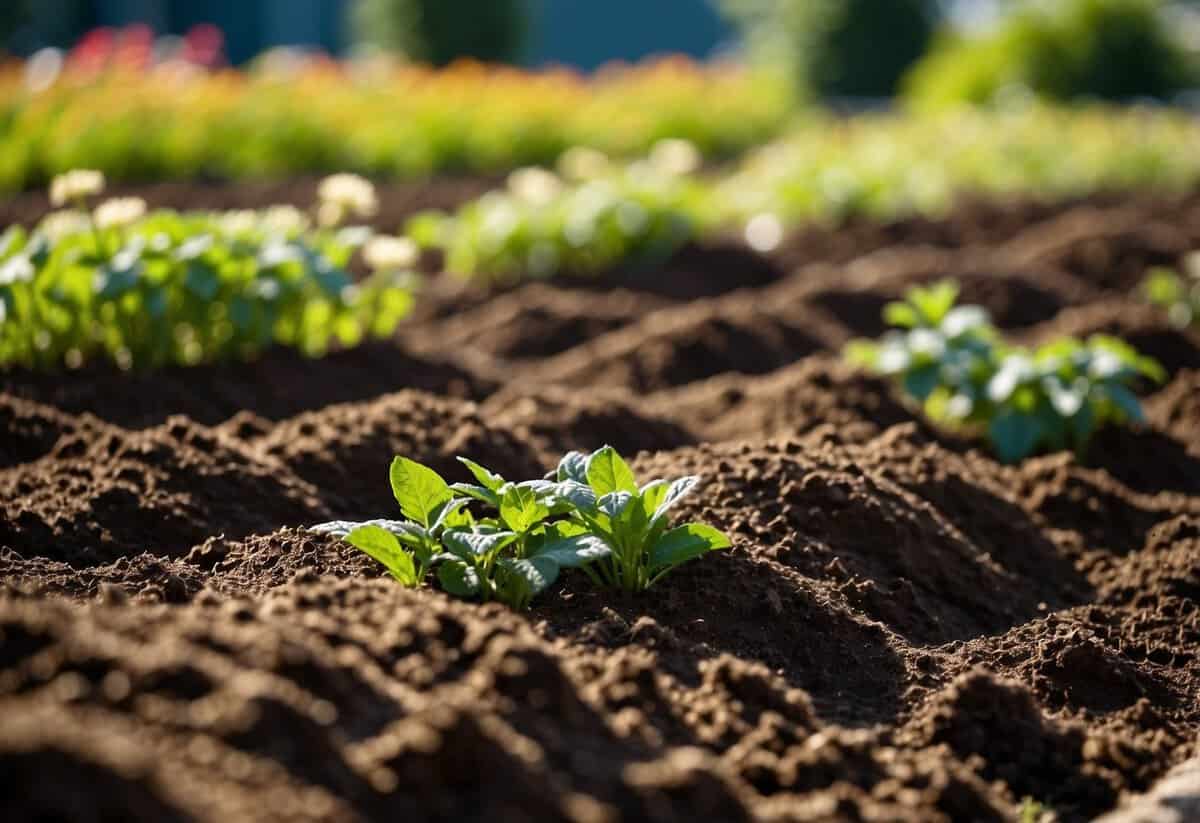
639,479,670,516
598,491,636,523
556,450,589,483
532,534,612,568
390,456,452,526
184,264,220,300
649,476,699,525
902,363,941,402
498,556,559,598
449,482,500,506
438,562,480,598
883,300,921,328
457,456,505,491
431,498,472,532
649,524,731,573
586,445,638,496
550,480,597,512
909,281,958,325
346,525,417,586
441,529,517,560
988,409,1042,464
95,265,140,300
843,339,880,368
500,484,550,533
1104,383,1144,423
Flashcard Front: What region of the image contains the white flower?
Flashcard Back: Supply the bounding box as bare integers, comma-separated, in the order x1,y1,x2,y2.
258,241,301,269
1088,348,1124,380
940,305,989,339
362,235,419,271
317,173,378,223
37,209,90,242
219,209,258,236
1043,376,1087,417
946,393,974,420
175,234,214,261
0,255,34,285
877,338,910,374
907,328,946,359
649,138,701,177
988,354,1033,403
507,167,564,206
260,205,309,236
49,169,105,206
744,213,783,252
557,146,611,181
93,197,147,230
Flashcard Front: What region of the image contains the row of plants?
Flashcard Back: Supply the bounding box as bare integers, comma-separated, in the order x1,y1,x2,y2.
406,142,713,281
844,281,1165,463
0,171,415,370
410,104,1200,281
313,446,730,610
0,57,789,191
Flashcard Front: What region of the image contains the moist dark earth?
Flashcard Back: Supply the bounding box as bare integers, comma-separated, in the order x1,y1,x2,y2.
2,184,1200,822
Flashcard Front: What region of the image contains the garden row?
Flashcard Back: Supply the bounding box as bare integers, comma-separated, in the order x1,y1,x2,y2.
0,57,788,191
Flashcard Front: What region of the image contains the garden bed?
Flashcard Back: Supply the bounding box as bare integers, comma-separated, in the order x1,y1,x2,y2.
1,188,1199,822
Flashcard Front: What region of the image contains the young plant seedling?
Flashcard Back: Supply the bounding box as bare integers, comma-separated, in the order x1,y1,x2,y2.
985,335,1164,462
844,280,999,426
1144,258,1199,329
548,446,731,592
313,447,730,607
846,281,1164,463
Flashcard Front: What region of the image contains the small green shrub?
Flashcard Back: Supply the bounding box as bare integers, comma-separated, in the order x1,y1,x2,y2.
1144,258,1200,328
718,0,938,99
312,447,730,609
407,146,707,281
846,281,1164,462
904,0,1197,108
351,0,530,65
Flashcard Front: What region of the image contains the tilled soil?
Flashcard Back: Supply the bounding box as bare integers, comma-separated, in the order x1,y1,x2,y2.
3,189,1200,822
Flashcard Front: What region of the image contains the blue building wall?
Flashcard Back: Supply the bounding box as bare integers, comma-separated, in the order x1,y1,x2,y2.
13,0,732,68
527,0,732,69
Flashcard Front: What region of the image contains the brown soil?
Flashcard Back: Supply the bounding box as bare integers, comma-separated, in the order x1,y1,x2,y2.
3,187,1200,822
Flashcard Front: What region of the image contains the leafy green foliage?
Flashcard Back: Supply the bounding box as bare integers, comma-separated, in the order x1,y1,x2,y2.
557,447,730,592
719,0,937,99
1144,261,1199,328
984,335,1164,463
408,153,707,282
352,0,530,66
312,447,730,608
0,208,413,371
846,281,1164,463
905,0,1197,108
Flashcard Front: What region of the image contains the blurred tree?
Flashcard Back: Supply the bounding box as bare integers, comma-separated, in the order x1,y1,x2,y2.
352,0,529,65
717,0,939,100
904,0,1198,107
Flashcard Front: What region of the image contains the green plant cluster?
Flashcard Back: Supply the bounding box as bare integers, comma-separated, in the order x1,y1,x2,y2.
352,0,530,66
845,282,1164,463
312,446,731,609
423,105,1200,281
718,0,937,100
408,152,710,281
0,191,414,372
1144,258,1200,329
0,60,789,192
904,0,1197,109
